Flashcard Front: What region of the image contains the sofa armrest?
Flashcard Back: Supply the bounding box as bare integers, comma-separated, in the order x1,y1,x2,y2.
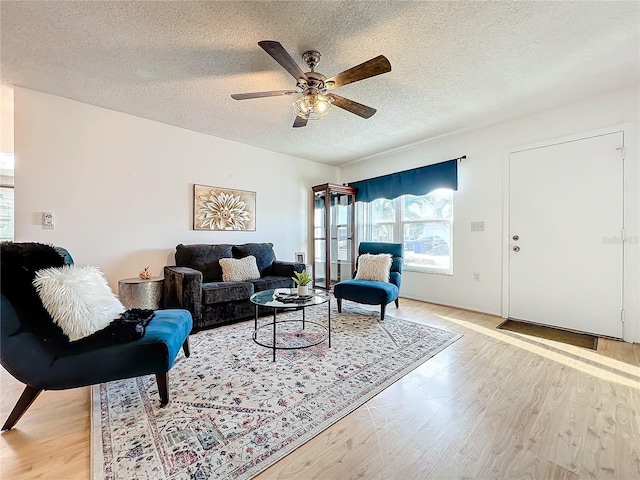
164,266,203,326
270,261,305,277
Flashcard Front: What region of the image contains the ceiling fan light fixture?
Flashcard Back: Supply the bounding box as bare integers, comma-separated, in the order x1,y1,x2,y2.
293,92,332,120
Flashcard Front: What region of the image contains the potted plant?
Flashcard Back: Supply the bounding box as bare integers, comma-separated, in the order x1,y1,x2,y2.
292,270,312,296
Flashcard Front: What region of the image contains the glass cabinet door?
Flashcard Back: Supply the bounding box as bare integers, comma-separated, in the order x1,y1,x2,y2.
313,190,327,289
312,183,356,290
330,192,352,285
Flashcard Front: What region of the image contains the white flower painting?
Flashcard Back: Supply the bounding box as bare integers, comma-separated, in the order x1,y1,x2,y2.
193,185,256,231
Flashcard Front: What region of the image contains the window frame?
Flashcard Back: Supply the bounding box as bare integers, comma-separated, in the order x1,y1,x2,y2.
357,190,454,275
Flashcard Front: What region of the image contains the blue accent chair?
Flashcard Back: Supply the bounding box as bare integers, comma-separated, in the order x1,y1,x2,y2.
0,243,193,430
333,242,404,320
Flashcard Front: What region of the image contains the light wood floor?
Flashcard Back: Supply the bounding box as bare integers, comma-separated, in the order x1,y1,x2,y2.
2,299,639,479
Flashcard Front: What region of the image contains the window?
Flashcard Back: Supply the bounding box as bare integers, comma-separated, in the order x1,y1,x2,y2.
0,153,14,242
357,189,453,274
0,186,14,241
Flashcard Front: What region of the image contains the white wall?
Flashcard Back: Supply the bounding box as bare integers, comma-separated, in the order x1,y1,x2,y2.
1,84,14,154
14,88,338,290
340,85,640,343
13,86,640,342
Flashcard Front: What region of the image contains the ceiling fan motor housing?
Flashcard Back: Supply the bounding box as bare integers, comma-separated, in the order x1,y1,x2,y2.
298,71,328,94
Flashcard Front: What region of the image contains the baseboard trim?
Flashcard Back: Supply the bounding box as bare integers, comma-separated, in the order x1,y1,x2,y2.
398,295,501,318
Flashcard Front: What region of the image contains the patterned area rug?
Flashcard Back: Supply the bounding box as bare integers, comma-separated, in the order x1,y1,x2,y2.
91,305,461,479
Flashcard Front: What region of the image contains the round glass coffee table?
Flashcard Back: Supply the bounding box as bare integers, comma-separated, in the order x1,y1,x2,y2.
250,288,331,361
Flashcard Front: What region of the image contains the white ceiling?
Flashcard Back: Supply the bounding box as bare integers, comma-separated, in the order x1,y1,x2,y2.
1,1,638,166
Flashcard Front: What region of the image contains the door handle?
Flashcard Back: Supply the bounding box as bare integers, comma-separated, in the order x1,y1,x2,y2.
513,246,520,252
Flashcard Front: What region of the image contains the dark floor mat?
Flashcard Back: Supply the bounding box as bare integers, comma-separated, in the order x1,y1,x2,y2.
497,318,598,350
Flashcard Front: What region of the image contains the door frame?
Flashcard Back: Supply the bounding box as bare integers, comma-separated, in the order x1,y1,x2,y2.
501,123,637,343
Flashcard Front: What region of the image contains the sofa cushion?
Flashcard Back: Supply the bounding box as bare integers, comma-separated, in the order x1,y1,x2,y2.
233,243,276,276
271,260,305,277
333,279,399,305
201,282,254,304
41,309,192,390
220,256,261,282
175,244,233,282
249,276,294,292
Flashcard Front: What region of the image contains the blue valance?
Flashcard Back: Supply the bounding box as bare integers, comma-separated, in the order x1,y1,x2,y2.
348,157,461,203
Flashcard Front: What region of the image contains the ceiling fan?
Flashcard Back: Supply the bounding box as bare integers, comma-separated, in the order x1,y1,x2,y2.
231,41,391,128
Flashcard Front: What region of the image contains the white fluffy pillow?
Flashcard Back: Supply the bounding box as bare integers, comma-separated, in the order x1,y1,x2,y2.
219,255,261,282
33,265,126,341
355,253,393,282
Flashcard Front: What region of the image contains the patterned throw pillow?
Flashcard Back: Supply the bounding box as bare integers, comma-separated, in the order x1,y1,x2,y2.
33,265,126,341
219,255,261,282
355,253,393,282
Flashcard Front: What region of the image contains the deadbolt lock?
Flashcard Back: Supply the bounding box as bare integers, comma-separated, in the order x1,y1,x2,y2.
512,235,519,241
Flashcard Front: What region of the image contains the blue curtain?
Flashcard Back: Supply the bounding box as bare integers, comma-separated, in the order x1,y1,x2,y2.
348,157,461,202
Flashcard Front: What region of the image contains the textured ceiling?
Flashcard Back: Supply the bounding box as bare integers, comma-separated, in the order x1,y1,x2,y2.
1,1,638,166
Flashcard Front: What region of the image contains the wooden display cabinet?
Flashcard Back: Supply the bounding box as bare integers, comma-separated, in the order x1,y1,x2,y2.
311,183,357,291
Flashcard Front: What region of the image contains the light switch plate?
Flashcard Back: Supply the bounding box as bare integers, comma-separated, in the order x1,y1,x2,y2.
43,212,55,229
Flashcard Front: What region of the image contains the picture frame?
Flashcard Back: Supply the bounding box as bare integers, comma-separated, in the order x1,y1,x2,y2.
193,184,256,231
295,252,305,264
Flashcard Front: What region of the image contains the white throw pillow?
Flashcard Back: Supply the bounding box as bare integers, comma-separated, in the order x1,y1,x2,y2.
33,265,126,341
219,255,261,282
355,253,393,282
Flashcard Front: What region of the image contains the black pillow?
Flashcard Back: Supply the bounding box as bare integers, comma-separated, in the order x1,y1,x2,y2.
175,243,233,282
232,243,276,276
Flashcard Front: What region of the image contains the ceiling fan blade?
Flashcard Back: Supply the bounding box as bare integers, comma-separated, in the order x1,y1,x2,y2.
293,115,308,128
258,41,309,82
231,90,296,100
328,94,377,119
325,55,391,89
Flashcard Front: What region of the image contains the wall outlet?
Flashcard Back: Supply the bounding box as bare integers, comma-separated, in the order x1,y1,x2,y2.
473,272,480,282
471,221,485,232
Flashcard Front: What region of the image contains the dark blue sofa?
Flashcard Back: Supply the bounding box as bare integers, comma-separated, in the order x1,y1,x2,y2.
164,243,305,331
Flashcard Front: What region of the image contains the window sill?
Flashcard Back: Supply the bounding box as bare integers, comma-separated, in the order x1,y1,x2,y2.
404,266,453,276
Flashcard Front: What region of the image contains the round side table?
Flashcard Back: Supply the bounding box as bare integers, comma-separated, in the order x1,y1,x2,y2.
118,276,164,310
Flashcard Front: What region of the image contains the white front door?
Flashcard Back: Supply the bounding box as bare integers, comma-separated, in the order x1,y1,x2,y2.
508,132,624,338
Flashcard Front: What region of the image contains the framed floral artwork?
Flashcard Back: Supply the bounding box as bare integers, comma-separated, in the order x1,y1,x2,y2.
193,185,256,231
